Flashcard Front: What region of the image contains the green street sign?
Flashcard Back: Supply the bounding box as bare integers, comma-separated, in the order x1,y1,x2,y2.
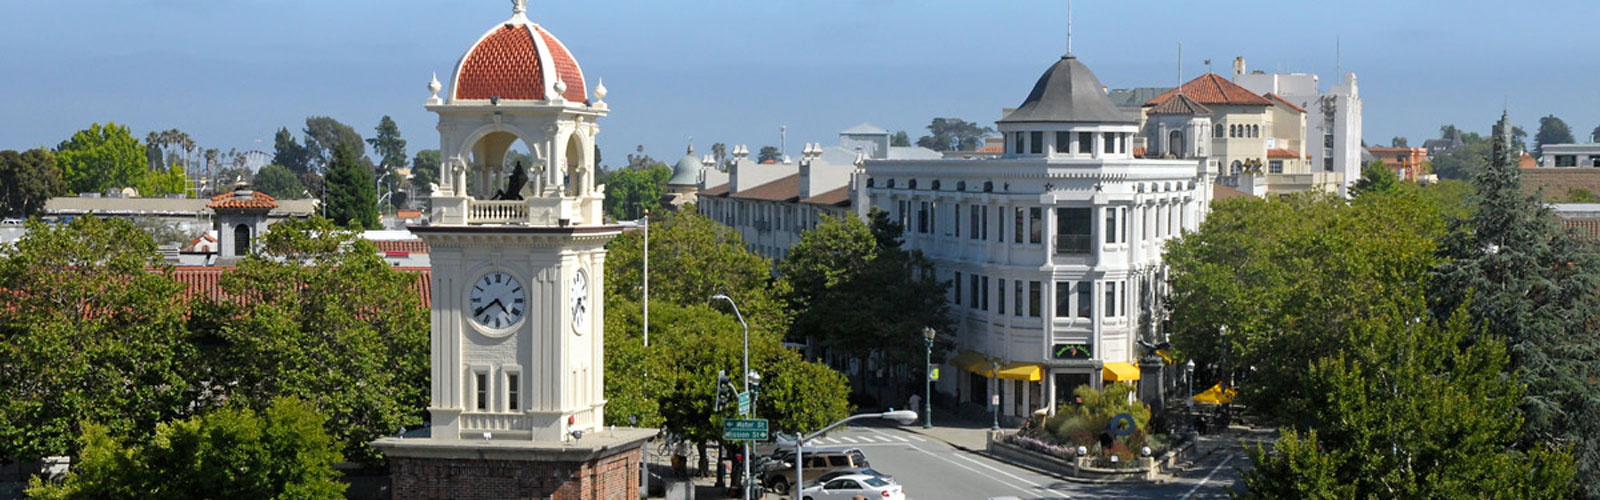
737,391,752,415
723,418,769,441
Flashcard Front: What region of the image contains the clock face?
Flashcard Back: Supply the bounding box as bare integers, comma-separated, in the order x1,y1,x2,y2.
570,269,589,333
469,271,525,329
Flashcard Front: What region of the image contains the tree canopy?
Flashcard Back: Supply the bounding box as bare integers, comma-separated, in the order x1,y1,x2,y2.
758,146,782,164
366,115,407,170
272,127,311,175
26,397,346,500
321,142,378,229
0,148,62,218
599,165,669,221
252,164,307,199
1348,160,1396,199
0,217,196,464
302,117,365,172
190,217,429,463
915,118,993,151
54,122,147,194
1535,114,1575,156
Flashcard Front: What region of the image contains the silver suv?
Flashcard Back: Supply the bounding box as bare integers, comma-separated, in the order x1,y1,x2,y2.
761,448,870,495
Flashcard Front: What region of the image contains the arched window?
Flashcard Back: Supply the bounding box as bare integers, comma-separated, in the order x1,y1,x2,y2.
1230,160,1242,175
1230,125,1237,138
1168,130,1185,157
1252,125,1260,138
908,179,918,190
1214,124,1224,138
233,224,251,256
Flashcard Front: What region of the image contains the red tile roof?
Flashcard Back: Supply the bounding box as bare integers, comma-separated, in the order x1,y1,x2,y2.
730,175,800,202
396,210,424,219
534,26,586,102
1145,74,1272,107
207,190,278,210
456,25,545,101
170,266,431,309
1146,93,1212,115
977,145,1003,153
1263,93,1307,113
373,239,430,255
1267,148,1301,159
801,186,852,207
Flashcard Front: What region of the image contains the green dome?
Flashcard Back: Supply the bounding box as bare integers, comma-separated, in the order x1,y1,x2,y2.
668,146,700,186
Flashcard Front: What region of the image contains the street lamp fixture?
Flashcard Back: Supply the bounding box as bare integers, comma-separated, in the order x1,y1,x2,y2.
922,327,935,429
990,360,1002,431
710,294,754,500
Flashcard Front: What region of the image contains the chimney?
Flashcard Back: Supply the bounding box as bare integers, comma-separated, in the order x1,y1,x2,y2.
1233,57,1245,80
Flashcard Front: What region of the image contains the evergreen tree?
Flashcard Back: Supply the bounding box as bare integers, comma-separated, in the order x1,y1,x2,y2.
301,117,364,172
891,131,912,147
915,117,993,151
321,142,377,229
366,115,408,170
252,164,307,199
1428,110,1600,498
271,127,309,174
1535,114,1576,156
0,148,61,218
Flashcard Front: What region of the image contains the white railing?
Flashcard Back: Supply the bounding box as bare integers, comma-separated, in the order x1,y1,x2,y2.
468,200,529,224
460,412,530,431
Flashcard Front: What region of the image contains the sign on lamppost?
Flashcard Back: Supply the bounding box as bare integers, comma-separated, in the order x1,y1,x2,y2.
722,419,769,441
737,391,752,415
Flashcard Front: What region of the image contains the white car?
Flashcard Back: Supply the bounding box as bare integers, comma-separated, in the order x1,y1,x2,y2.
799,474,903,500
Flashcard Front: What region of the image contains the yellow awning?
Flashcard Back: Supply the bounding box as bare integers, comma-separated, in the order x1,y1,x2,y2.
1102,362,1141,382
947,351,987,372
995,362,1043,382
1193,383,1237,404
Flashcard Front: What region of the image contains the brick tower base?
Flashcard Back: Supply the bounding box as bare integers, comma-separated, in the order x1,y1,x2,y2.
373,428,657,500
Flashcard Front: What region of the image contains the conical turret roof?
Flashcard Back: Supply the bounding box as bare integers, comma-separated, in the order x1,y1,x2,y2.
999,55,1134,125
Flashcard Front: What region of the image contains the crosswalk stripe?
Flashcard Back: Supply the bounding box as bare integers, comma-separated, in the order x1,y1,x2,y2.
890,435,909,442
836,436,858,443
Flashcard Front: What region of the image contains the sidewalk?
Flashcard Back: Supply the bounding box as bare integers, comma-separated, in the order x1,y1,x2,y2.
889,412,999,452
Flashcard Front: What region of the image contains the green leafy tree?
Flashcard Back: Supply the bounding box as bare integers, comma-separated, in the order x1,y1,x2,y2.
891,131,912,147
134,163,189,197
915,117,994,151
0,148,61,218
1535,114,1576,156
410,149,441,200
600,164,670,220
1389,136,1407,147
272,127,310,175
26,397,346,500
1427,110,1600,498
302,117,364,172
758,145,781,164
321,142,378,229
1236,306,1576,499
1591,124,1600,144
1164,188,1445,425
1348,160,1396,198
55,122,147,194
190,217,429,463
0,218,195,464
253,164,307,199
780,210,952,370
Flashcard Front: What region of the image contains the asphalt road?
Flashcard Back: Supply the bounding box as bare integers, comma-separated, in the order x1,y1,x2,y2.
796,426,1245,500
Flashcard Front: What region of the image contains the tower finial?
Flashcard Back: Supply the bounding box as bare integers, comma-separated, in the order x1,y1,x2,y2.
512,0,527,16
1067,0,1073,55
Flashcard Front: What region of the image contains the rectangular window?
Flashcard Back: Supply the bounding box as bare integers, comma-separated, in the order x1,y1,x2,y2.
954,272,962,304
475,372,488,411
1104,281,1117,317
507,373,520,411
969,275,979,308
1013,280,1024,317
898,200,910,229
1055,282,1071,318
1029,281,1042,318
998,279,1007,315
930,201,937,235
1054,207,1092,255
1029,207,1042,244
1103,132,1115,154
1056,131,1071,153
1030,131,1043,154
1078,132,1093,153
1269,160,1283,173
1119,207,1127,242
1077,282,1093,319
997,207,1005,242
954,204,961,238
1013,208,1024,243
917,201,929,234
1104,208,1116,244
1556,155,1578,167
1014,132,1025,154
972,277,985,312
981,206,990,240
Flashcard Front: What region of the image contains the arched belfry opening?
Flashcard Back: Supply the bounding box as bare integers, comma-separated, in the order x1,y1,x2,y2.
564,133,586,197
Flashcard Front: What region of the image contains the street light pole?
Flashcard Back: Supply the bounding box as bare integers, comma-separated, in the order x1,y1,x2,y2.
1185,359,1196,437
711,294,750,500
643,213,649,347
923,327,935,429
991,360,1001,431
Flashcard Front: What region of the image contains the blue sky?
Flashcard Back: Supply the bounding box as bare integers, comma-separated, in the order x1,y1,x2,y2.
3,0,1599,166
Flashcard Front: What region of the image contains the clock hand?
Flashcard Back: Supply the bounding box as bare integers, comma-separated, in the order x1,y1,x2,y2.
475,299,506,318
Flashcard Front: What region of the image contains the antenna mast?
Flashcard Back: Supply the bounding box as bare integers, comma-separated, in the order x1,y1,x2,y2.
1067,0,1073,55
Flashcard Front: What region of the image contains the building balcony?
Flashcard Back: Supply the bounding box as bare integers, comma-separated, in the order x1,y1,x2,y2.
1055,234,1092,255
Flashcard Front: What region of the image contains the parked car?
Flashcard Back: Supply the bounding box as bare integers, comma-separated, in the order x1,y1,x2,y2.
761,448,870,495
798,474,903,500
1,218,22,226
804,467,895,488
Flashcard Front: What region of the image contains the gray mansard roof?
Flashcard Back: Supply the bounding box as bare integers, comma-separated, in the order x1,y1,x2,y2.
998,54,1136,125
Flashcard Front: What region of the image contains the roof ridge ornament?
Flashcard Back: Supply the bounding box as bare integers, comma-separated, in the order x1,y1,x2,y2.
508,0,529,24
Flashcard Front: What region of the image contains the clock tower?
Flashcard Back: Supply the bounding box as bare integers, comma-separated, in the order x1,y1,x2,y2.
374,2,654,498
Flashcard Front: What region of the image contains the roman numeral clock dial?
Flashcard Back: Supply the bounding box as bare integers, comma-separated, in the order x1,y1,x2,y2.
469,271,525,329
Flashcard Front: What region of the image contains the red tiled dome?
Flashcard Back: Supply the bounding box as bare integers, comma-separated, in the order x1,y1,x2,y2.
452,19,586,102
